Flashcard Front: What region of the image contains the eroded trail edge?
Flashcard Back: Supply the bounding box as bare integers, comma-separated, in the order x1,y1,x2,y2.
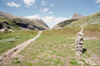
0,31,42,62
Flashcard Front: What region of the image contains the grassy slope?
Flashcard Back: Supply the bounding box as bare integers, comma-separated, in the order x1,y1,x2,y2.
4,24,100,66
66,12,100,27
46,23,100,38
56,19,78,27
0,18,21,30
0,30,38,55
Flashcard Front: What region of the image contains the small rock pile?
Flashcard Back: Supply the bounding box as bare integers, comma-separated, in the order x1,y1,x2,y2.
75,28,84,56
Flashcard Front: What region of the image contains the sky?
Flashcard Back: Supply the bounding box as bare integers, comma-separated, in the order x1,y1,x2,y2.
0,0,100,28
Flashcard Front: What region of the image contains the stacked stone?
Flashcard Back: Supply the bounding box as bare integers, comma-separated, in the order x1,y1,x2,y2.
75,28,84,56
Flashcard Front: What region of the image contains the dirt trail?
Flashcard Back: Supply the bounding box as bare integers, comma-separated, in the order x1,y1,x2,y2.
0,31,42,62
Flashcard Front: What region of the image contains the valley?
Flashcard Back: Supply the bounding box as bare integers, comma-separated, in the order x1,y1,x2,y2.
0,11,100,66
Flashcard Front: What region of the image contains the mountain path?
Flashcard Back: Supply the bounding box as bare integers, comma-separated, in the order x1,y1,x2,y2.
0,31,42,62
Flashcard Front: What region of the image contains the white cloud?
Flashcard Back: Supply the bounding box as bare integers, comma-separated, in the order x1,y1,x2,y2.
44,8,48,11
42,16,68,28
25,14,69,28
55,17,68,23
43,16,68,24
41,8,48,13
42,16,68,24
42,16,55,23
50,3,53,6
25,14,41,19
49,11,53,14
6,2,20,7
96,0,100,3
41,0,47,6
23,0,35,7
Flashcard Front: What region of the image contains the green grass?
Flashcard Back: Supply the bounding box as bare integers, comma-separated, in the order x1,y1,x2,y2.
70,58,78,65
6,35,75,66
44,23,100,38
0,23,100,66
44,27,81,37
6,35,100,66
5,27,99,66
0,30,38,55
14,57,19,60
11,60,20,64
6,33,99,66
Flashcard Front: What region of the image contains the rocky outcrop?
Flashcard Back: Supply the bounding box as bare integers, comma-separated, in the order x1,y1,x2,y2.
0,23,3,29
71,13,84,19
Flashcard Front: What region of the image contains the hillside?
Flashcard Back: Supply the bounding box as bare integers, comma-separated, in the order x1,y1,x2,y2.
53,19,78,29
53,13,84,29
66,12,100,27
0,11,49,30
53,12,100,29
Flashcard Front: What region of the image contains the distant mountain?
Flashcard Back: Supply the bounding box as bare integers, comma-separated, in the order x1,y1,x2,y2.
53,13,84,29
71,13,84,19
53,12,100,29
66,12,100,27
0,11,49,30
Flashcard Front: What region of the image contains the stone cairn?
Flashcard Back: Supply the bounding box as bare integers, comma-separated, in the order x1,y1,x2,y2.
75,27,84,56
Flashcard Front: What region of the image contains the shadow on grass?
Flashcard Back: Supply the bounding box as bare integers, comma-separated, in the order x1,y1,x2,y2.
82,48,87,53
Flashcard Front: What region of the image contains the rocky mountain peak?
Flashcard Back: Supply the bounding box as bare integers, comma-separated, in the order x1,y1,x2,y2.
71,13,84,19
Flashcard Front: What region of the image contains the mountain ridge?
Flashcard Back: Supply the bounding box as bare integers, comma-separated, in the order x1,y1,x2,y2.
0,11,49,30
53,12,100,29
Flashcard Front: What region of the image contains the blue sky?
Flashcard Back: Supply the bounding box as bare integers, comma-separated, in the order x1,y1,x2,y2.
0,0,100,28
